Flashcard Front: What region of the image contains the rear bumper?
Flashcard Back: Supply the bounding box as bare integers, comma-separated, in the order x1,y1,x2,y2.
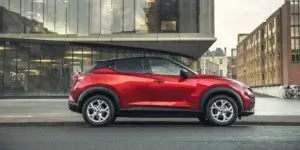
68,100,79,113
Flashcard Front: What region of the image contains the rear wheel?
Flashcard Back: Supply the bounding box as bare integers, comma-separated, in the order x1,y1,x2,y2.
82,95,116,127
205,95,238,127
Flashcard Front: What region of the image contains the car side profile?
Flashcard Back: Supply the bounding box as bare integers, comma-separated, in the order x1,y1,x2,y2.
68,56,255,127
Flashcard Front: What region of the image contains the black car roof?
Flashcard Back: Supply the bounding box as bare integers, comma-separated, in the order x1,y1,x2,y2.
93,56,198,75
94,56,171,63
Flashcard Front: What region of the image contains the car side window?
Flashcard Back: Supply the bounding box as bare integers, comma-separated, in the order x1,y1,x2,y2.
148,58,184,76
113,58,144,74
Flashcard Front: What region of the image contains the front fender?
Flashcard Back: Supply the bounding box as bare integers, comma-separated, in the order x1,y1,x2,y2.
199,87,243,113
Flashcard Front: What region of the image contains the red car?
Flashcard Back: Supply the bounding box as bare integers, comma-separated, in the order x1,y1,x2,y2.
68,57,255,127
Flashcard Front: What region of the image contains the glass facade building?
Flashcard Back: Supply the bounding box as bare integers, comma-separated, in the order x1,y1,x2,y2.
0,0,215,97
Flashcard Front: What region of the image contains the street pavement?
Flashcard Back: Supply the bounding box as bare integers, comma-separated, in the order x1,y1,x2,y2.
0,96,300,125
0,125,300,150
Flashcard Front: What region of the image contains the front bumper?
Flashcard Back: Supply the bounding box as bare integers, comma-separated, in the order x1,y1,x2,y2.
240,99,255,116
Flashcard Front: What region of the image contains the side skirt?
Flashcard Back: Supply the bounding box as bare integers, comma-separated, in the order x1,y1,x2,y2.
116,107,201,118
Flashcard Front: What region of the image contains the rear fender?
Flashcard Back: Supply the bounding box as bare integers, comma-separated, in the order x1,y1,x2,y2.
78,86,121,112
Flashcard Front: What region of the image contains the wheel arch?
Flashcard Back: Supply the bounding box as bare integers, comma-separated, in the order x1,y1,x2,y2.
199,87,244,115
77,86,121,113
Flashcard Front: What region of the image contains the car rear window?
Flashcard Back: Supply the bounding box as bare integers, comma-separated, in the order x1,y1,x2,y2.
83,61,108,73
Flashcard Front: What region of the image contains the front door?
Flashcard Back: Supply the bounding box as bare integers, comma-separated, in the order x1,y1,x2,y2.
143,58,199,109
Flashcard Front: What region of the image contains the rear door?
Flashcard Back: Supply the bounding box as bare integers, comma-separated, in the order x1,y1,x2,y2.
107,58,153,108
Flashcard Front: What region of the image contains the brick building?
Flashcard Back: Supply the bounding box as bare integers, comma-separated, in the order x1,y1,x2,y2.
236,0,300,87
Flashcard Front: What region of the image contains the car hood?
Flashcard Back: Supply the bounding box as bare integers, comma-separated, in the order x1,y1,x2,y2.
195,75,248,87
222,77,249,88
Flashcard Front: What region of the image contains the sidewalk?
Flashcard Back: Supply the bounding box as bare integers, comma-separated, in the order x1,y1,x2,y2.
0,97,300,126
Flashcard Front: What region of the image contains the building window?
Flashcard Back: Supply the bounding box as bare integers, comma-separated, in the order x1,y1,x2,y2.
124,0,135,32
291,27,300,37
67,0,78,34
101,0,113,34
135,0,157,33
78,0,89,35
178,0,198,33
219,58,223,64
220,70,223,76
269,21,274,30
291,39,300,50
290,2,300,14
159,0,179,33
112,0,124,33
90,0,101,34
292,54,300,62
161,21,177,31
55,0,67,34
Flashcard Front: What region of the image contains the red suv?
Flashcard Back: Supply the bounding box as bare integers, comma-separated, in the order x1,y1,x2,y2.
68,57,255,127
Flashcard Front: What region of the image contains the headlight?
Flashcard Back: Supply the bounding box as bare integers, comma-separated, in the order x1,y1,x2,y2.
243,87,254,97
224,78,248,87
224,78,254,96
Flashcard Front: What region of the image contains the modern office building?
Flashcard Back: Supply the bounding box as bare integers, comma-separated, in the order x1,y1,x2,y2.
237,0,300,87
0,0,216,97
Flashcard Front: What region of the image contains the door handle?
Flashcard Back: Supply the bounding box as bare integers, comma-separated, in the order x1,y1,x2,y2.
153,80,164,84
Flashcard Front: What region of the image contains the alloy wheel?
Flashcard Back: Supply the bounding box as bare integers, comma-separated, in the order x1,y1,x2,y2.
210,99,234,123
86,99,110,123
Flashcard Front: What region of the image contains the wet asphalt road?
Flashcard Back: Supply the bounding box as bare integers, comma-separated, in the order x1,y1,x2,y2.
0,125,300,150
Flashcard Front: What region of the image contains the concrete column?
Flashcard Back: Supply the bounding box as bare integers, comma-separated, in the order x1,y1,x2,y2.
199,0,215,37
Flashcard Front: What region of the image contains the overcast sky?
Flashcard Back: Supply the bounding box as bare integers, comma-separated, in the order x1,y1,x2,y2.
211,0,285,55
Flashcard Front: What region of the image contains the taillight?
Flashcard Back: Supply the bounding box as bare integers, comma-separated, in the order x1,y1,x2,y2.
73,74,86,81
71,74,87,89
72,74,79,82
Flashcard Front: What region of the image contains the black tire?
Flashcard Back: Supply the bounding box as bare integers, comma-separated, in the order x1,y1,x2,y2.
205,95,238,127
82,95,116,127
197,115,210,126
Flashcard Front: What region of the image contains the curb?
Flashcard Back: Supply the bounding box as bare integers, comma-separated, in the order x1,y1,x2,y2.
0,121,300,127
235,121,300,126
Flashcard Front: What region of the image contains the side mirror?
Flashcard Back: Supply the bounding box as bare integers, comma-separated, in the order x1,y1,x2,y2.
180,69,189,79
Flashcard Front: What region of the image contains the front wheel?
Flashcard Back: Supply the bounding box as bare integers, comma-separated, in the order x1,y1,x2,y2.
82,95,116,127
205,95,238,127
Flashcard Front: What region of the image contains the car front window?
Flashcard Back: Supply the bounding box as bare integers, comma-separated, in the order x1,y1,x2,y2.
148,58,186,76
